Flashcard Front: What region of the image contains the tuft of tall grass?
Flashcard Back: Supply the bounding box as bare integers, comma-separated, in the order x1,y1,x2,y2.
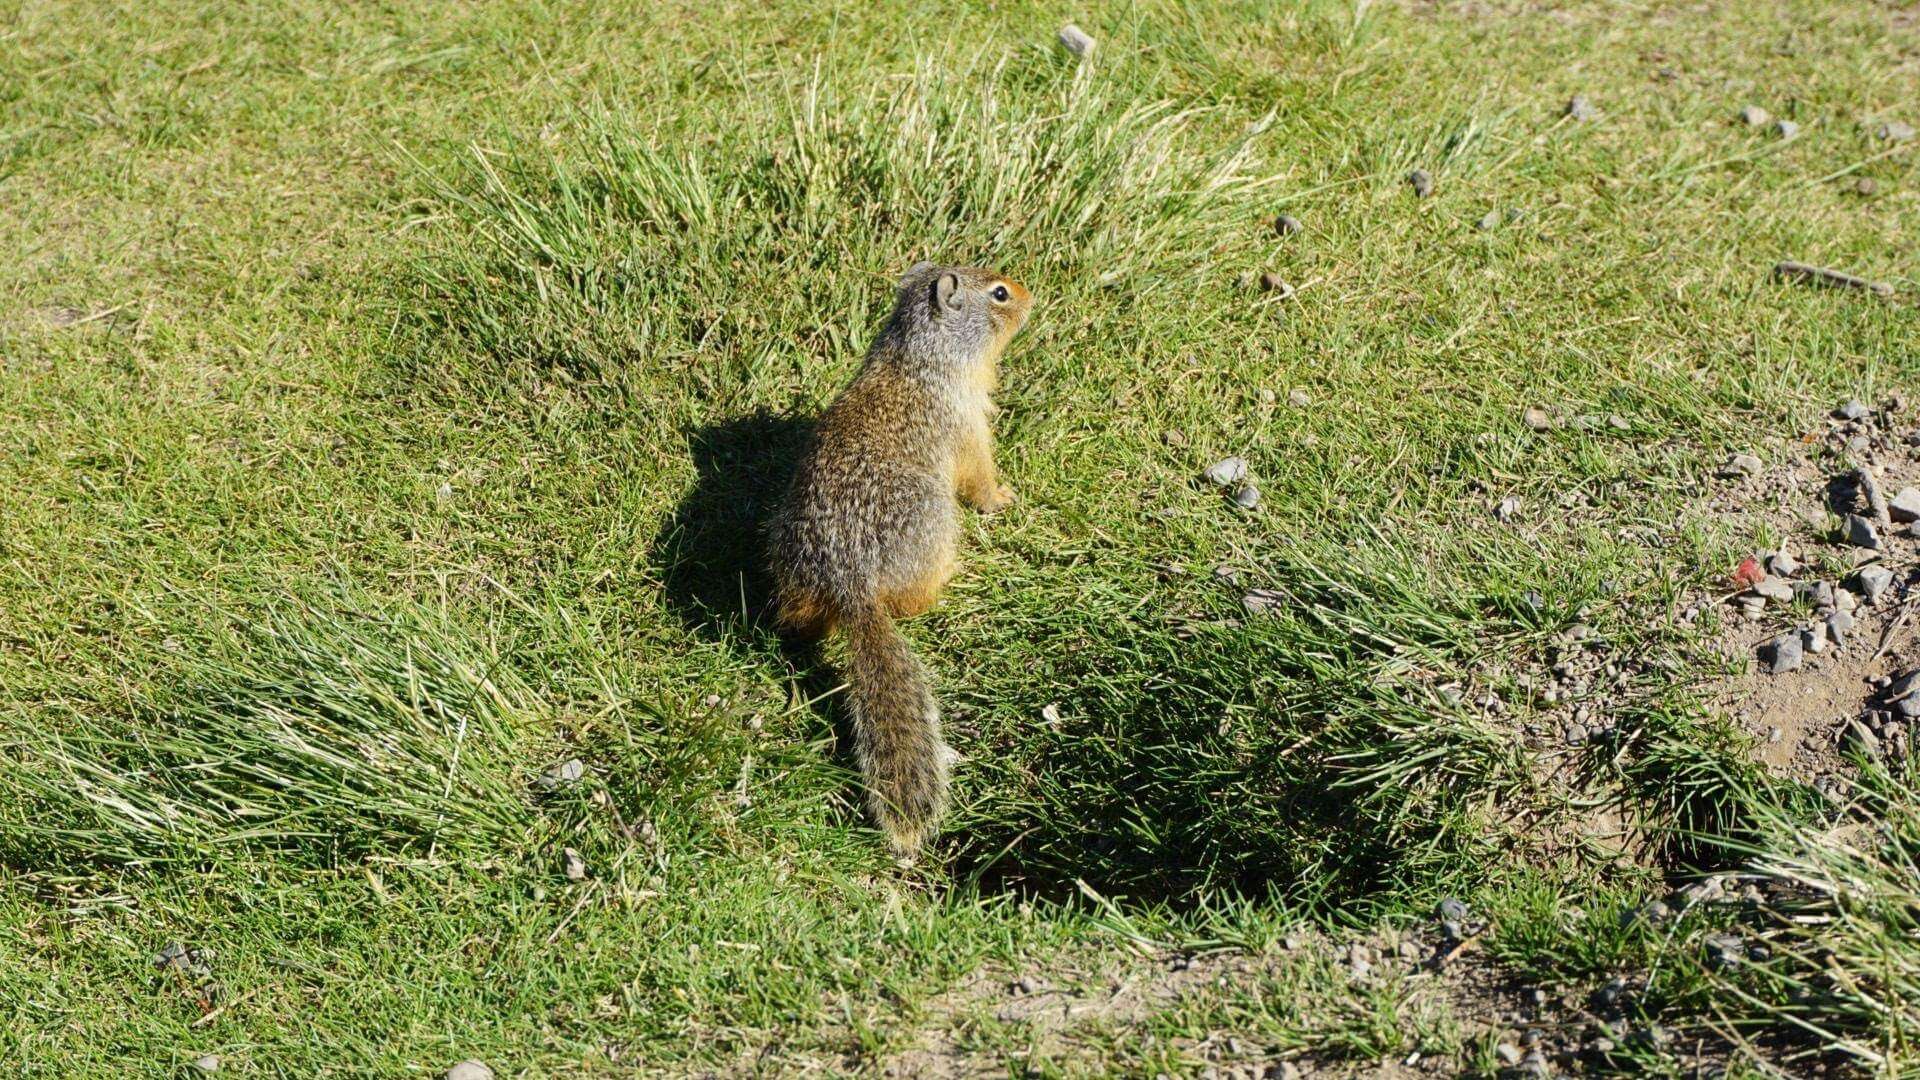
0,602,538,869
1714,765,1920,1072
402,51,1279,382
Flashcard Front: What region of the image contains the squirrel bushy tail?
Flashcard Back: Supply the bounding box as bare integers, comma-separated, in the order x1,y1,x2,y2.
843,602,948,856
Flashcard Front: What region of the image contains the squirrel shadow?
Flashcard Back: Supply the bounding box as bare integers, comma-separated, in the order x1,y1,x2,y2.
652,410,809,641
650,408,854,753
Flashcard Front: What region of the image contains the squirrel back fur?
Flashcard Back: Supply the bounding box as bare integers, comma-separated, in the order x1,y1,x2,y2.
768,263,1032,856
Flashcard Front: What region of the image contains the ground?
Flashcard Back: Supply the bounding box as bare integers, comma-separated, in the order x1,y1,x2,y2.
2,0,1918,1076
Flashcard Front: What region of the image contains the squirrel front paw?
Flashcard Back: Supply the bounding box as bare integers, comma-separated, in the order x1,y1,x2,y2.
976,483,1016,515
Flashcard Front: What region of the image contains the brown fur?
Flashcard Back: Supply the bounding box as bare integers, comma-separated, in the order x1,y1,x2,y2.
768,264,1032,856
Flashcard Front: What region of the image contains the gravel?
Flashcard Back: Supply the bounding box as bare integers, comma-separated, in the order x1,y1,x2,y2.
1476,209,1502,231
1836,399,1869,421
1566,95,1598,121
191,1055,221,1073
1765,550,1801,577
1409,168,1434,198
563,847,587,881
1523,407,1553,431
1288,389,1311,408
1854,564,1895,603
1890,487,1920,523
1844,513,1881,550
446,1064,495,1080
1750,576,1794,603
1827,607,1856,645
1717,453,1762,478
1774,118,1800,139
1739,105,1771,127
1758,633,1803,674
1232,484,1261,509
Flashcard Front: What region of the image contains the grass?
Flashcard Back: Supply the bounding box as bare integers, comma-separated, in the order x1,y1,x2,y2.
2,0,1919,1074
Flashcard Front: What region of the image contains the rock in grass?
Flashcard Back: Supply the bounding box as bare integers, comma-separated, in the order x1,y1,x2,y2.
1765,550,1801,577
1758,633,1803,674
1879,120,1916,142
1057,23,1095,57
1796,579,1835,609
1774,119,1800,139
1202,457,1248,487
445,1064,494,1080
535,758,586,792
1438,897,1469,922
1739,105,1771,127
191,1055,221,1073
1495,1042,1524,1067
1476,209,1502,231
1288,389,1311,408
1232,484,1261,509
1716,453,1762,478
1844,514,1881,550
1523,407,1553,431
1259,271,1294,297
1835,399,1869,421
1750,576,1794,603
1854,564,1895,603
562,847,587,881
1888,487,1920,523
1408,169,1434,198
1273,213,1303,237
1495,496,1522,523
1566,95,1598,121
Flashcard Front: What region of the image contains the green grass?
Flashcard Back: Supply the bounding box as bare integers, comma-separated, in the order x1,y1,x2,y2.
3,0,1918,1074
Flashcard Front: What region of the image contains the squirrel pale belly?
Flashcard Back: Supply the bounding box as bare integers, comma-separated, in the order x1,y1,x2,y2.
768,263,1032,856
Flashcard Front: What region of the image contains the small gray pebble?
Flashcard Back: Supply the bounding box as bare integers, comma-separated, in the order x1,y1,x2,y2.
1854,564,1895,603
1012,976,1038,995
1758,633,1802,674
1888,487,1920,523
1259,271,1293,296
446,1064,495,1080
1495,496,1521,523
1476,209,1502,231
1844,514,1881,550
1717,452,1762,478
1803,622,1827,654
1496,1042,1524,1066
1855,177,1879,196
1739,105,1771,127
1232,484,1261,509
1057,23,1095,57
1750,577,1794,603
1878,120,1916,142
1273,213,1303,237
1827,608,1855,645
1566,95,1598,121
1523,407,1553,431
1774,118,1800,139
563,847,587,881
1438,897,1469,922
1846,720,1882,760
1288,389,1311,407
1835,399,1869,421
1409,169,1434,198
1767,726,1783,744
1765,550,1800,577
192,1056,221,1074
536,758,586,792
1202,457,1248,487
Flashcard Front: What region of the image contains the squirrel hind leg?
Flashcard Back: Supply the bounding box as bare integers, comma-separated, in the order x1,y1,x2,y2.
880,553,956,620
775,588,836,641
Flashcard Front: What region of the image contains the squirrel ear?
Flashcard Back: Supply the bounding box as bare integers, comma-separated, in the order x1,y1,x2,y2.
933,271,962,314
900,261,935,285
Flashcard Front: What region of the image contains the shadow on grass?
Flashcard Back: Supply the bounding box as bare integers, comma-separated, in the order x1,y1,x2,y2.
651,409,810,640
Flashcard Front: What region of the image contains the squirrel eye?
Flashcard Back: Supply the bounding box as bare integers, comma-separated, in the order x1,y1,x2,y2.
991,285,1010,303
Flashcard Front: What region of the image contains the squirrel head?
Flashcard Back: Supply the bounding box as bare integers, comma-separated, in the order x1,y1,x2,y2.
886,262,1031,369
